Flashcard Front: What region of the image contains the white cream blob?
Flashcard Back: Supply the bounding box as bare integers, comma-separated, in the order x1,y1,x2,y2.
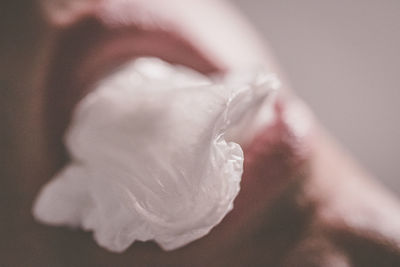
33,58,279,252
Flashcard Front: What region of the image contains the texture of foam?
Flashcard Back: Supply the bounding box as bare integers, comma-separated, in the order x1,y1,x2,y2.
33,58,279,252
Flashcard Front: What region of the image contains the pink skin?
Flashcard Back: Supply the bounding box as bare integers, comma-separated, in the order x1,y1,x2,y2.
1,0,400,266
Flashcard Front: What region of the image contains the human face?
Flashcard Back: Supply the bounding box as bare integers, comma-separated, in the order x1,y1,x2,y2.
1,1,400,266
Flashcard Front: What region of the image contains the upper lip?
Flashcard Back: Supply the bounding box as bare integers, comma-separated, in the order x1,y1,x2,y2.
43,8,223,168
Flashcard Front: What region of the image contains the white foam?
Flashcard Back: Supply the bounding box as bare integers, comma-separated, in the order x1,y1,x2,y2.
33,58,278,252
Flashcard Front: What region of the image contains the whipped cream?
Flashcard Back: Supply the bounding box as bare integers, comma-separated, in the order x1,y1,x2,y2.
33,58,279,252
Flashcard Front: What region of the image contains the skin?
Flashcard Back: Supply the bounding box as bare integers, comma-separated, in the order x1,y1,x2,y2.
1,0,400,266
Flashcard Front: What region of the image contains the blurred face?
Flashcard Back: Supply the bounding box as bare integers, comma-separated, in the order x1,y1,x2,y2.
2,1,400,266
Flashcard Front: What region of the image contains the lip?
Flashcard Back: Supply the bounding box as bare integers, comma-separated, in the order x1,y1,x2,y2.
44,12,224,168
37,2,315,256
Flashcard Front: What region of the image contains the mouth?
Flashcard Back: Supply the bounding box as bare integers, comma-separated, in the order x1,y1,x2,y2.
38,1,315,255
44,11,224,169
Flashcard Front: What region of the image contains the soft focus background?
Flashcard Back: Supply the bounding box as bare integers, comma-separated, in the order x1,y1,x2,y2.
231,0,400,195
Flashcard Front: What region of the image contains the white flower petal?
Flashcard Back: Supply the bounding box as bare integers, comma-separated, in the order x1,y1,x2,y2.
33,58,278,252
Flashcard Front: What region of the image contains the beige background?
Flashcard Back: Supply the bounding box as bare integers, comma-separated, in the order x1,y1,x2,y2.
232,0,400,195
